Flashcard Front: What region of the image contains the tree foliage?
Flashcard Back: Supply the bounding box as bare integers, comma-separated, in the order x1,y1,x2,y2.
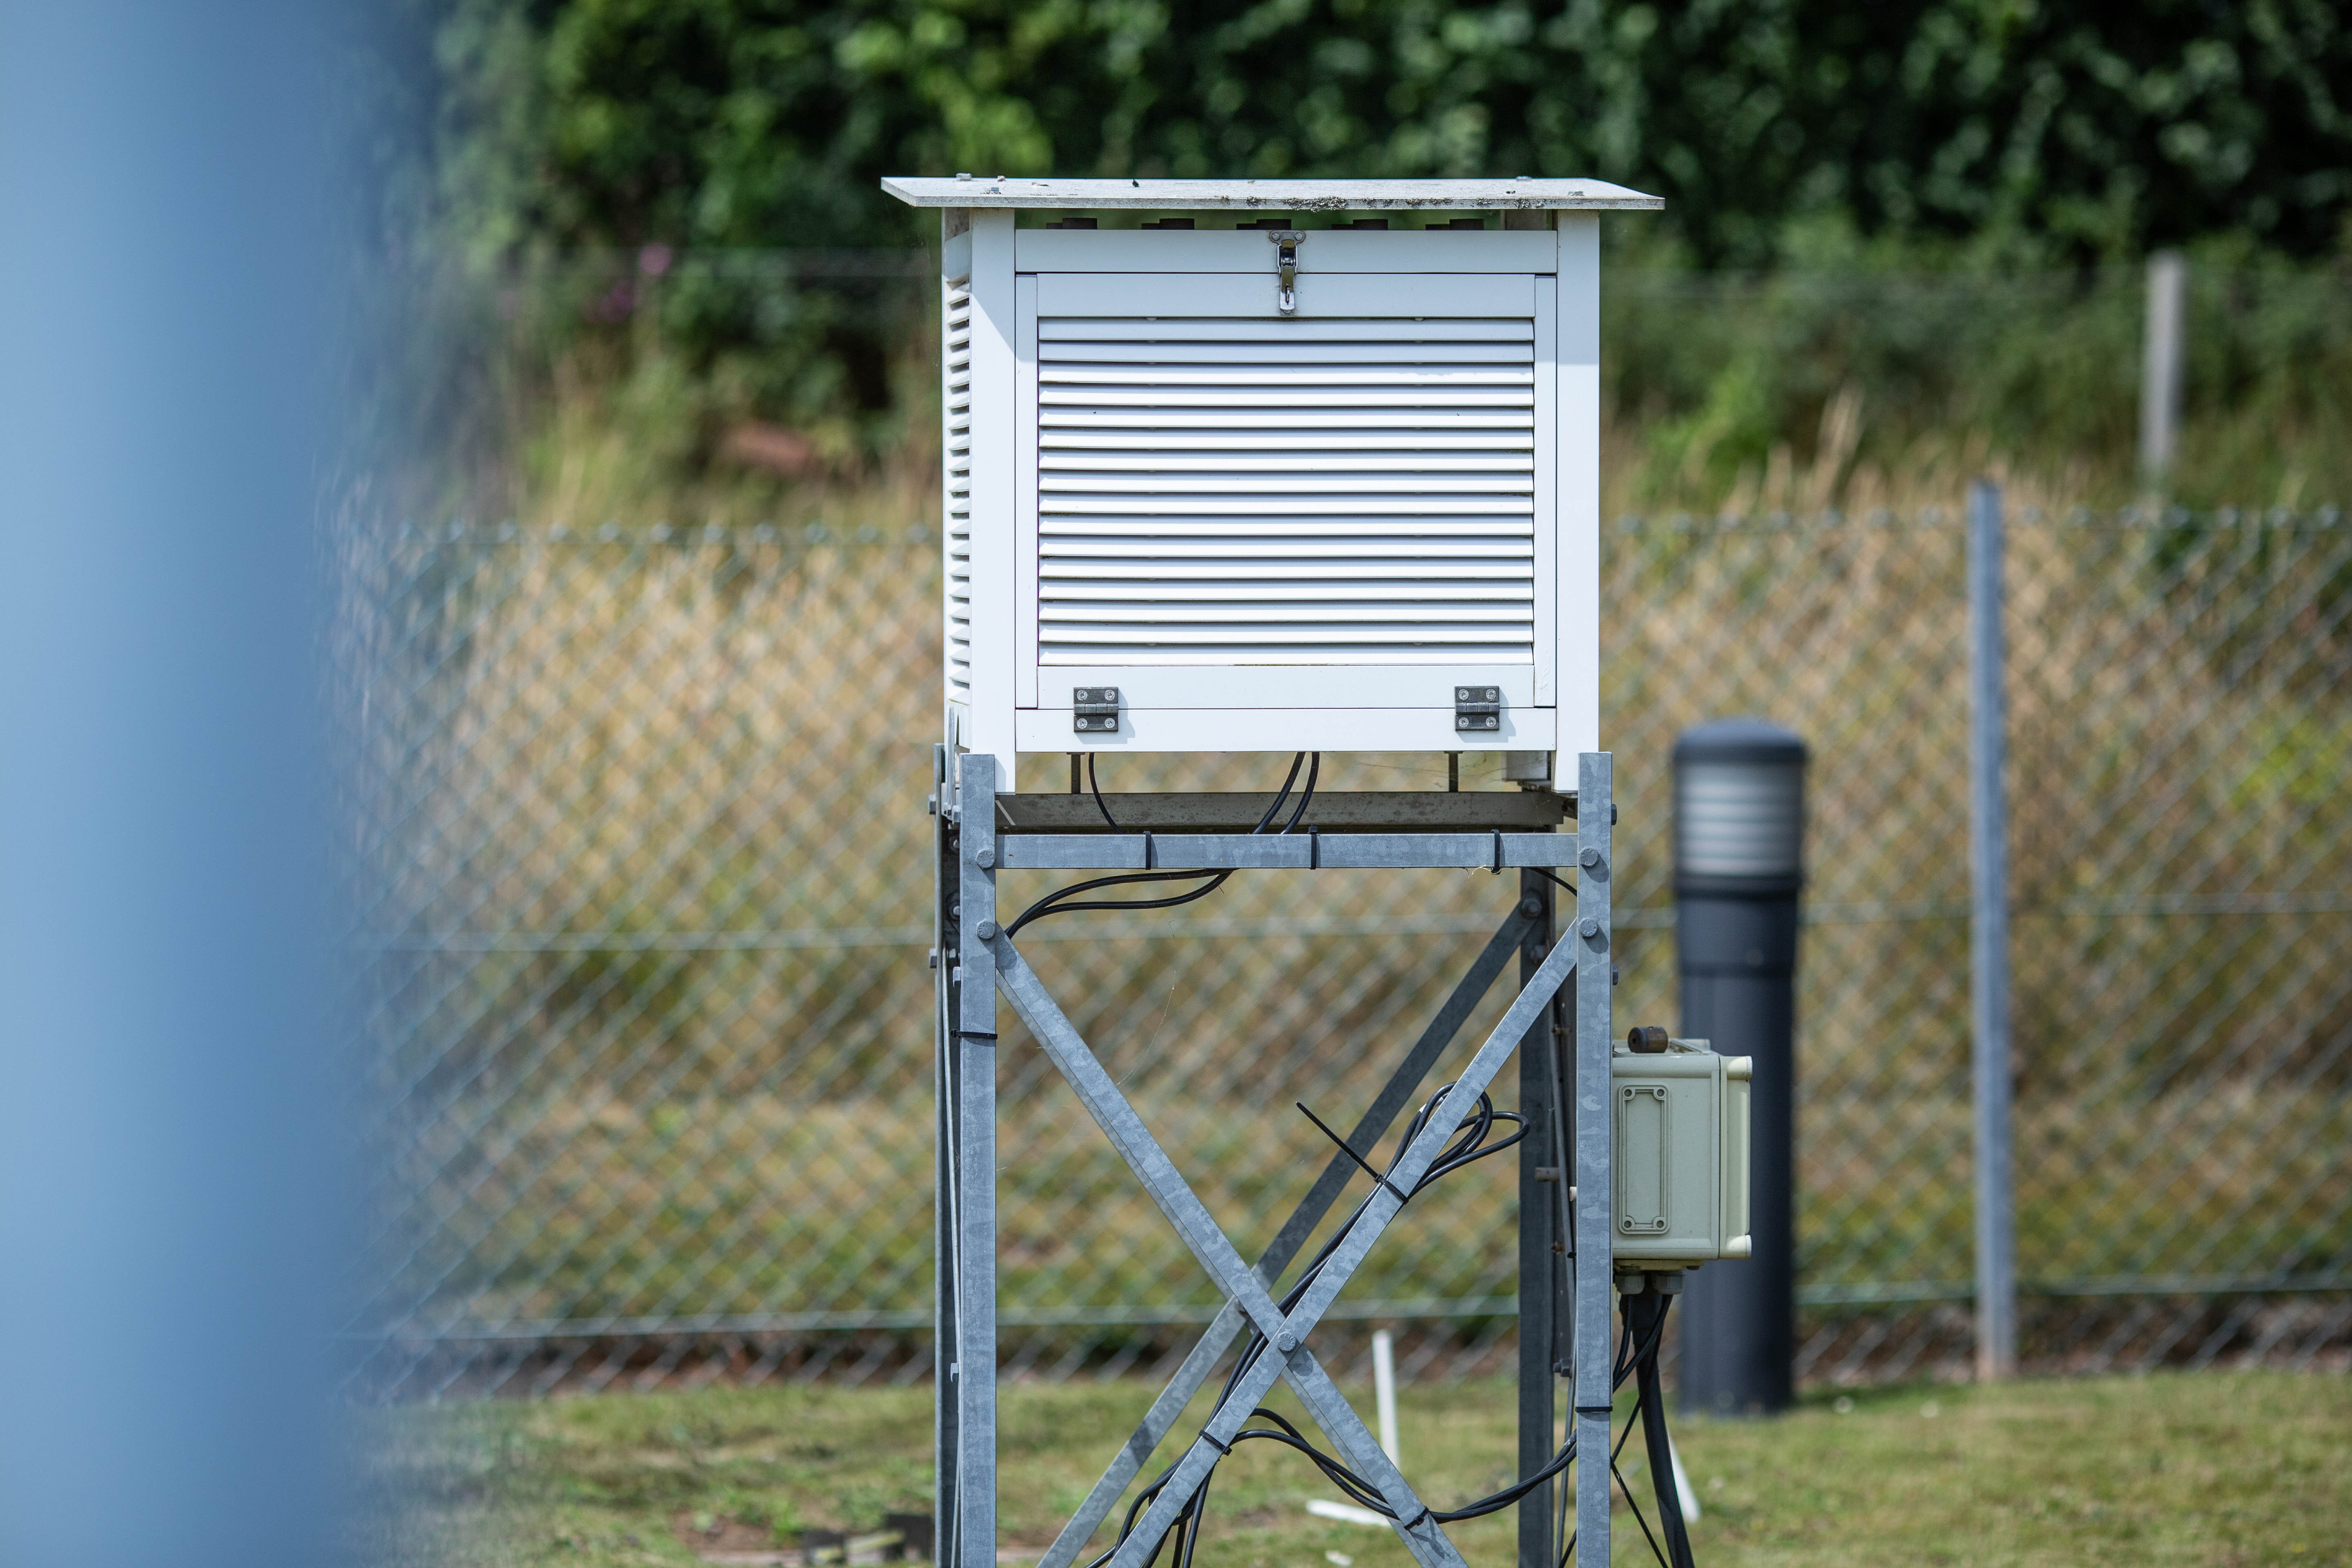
431,0,2352,264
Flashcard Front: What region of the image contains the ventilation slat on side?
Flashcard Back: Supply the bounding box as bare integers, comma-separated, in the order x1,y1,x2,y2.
944,284,974,699
1037,313,1538,669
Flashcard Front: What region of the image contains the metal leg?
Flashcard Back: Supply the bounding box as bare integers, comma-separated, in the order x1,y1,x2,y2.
932,746,960,1563
1571,754,1615,1564
945,758,1614,1568
1516,868,1559,1568
1036,911,1537,1568
955,754,1000,1568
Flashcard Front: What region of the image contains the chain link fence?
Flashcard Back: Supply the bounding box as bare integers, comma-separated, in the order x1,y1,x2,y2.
340,504,2352,1399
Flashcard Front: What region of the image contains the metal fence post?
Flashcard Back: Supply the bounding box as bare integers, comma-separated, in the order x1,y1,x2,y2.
2140,252,2187,484
1968,479,2018,1380
1673,720,1806,1416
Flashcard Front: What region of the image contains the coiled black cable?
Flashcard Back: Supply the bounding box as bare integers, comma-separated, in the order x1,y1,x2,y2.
1101,1214,1693,1568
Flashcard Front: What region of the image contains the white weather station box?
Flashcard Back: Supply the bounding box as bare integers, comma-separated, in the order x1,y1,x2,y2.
883,176,1662,789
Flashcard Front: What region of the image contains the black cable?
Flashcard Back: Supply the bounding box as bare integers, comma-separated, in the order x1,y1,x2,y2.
1279,751,1319,833
1093,1084,1527,1567
1010,753,1317,939
1561,1359,1673,1568
1531,866,1577,898
1258,751,1307,832
1293,1101,1409,1203
1087,752,1120,829
1004,867,1233,938
1631,1291,1697,1568
1614,1452,1668,1568
1076,856,1657,1561
1129,1171,1663,1551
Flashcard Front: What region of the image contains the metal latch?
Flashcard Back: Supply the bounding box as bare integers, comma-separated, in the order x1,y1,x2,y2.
1268,231,1303,314
1074,686,1120,733
1454,685,1501,733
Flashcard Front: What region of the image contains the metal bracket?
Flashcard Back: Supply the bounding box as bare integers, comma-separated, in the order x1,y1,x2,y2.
1454,684,1502,734
1073,686,1120,734
1268,231,1304,314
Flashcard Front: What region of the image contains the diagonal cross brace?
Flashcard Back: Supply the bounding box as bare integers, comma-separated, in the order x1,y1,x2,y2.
1033,913,1534,1568
991,940,1292,1344
991,929,1579,1568
989,940,1455,1567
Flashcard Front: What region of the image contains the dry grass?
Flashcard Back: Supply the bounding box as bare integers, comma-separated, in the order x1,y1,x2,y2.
350,442,2352,1385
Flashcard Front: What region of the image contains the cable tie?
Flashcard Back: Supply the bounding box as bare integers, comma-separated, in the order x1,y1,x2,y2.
1400,1507,1432,1533
1198,1430,1231,1456
955,1029,998,1041
1492,829,1504,873
1143,830,1154,870
1309,825,1320,869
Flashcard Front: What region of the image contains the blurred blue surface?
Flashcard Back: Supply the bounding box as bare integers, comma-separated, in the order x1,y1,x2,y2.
0,2,343,1563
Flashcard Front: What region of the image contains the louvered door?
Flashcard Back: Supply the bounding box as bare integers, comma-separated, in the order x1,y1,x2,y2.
1016,267,1560,753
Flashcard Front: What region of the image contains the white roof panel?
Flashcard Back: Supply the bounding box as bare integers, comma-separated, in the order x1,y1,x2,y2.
882,175,1662,212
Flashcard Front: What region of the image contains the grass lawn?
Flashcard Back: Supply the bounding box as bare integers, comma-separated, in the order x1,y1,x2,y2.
364,1371,2350,1567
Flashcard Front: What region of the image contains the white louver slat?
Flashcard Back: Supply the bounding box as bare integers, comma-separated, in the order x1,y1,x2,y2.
1036,316,1538,667
944,282,973,701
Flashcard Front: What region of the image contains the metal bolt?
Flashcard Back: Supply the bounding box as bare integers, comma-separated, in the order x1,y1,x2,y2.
1519,896,1544,918
1579,917,1601,938
975,920,998,940
1276,1331,1298,1352
974,846,995,869
1580,847,1602,868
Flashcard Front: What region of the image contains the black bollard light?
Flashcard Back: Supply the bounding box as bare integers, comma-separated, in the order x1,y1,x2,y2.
1674,718,1806,1416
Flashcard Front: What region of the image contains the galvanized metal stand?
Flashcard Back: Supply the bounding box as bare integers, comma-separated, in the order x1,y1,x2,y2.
933,748,1616,1568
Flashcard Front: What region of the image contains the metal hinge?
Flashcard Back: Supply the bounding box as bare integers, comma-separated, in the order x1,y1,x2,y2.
1074,686,1120,733
1454,684,1501,733
1268,231,1303,314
